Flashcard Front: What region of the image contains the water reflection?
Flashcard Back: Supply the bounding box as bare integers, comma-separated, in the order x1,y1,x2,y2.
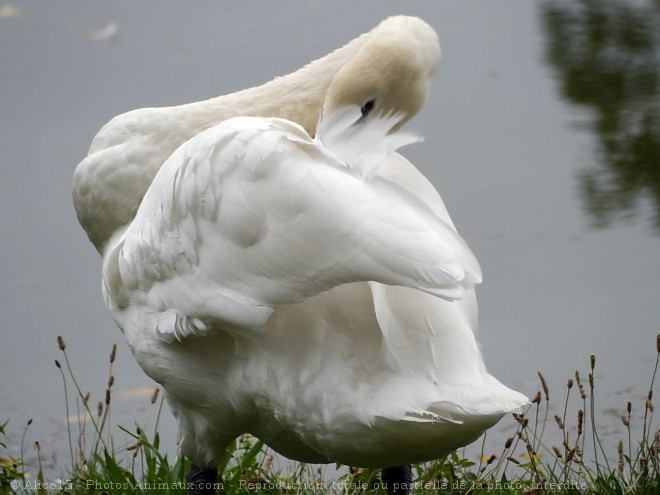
541,0,660,231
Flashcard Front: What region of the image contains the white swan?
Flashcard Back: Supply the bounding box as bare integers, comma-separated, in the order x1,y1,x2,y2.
74,16,527,495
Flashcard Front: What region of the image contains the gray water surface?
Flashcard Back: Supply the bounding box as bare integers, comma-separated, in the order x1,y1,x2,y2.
1,0,658,479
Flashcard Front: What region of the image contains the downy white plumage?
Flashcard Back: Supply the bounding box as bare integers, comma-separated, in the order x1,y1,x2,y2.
75,16,527,472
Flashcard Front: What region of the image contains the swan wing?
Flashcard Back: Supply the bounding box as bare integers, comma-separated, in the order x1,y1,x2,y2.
105,113,481,342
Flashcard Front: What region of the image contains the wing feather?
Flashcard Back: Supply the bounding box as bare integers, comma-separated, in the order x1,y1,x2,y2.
105,113,481,341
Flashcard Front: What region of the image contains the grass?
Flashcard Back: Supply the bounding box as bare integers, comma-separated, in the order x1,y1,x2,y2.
1,334,659,494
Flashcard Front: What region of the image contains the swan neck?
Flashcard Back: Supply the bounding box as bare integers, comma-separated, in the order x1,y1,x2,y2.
192,32,370,136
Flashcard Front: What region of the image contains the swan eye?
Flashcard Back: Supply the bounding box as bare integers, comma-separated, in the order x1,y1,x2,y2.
360,99,376,117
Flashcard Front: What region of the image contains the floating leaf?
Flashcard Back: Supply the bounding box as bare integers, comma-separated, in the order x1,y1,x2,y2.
0,4,24,18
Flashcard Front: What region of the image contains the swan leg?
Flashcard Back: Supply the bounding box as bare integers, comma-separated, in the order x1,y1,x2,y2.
187,464,218,495
382,464,413,495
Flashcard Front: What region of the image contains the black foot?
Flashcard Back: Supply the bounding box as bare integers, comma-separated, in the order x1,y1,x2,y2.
382,464,413,495
187,464,218,495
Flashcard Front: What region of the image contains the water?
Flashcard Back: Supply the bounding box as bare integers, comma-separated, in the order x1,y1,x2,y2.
1,0,658,480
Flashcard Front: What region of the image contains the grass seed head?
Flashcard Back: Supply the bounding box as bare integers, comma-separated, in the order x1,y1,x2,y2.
590,353,596,370
537,371,549,401
567,378,574,389
577,409,584,435
151,387,160,404
566,449,575,463
109,344,117,364
553,446,562,459
57,335,66,351
554,415,564,430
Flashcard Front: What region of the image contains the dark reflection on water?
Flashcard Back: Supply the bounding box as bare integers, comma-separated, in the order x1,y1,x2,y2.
541,0,660,232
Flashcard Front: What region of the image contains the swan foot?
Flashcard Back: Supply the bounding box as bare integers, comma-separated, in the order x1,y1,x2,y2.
382,464,412,495
187,464,219,495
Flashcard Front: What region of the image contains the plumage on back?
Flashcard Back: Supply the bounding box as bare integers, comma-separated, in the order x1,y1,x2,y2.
104,109,481,343
101,108,525,468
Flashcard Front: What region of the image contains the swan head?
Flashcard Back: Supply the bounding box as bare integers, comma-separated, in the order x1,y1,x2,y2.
321,16,441,132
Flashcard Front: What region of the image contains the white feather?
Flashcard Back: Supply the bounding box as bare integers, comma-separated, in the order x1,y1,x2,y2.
316,106,422,178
